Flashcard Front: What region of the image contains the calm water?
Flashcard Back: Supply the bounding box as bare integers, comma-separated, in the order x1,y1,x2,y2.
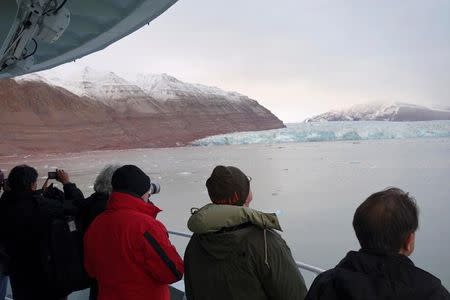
1,137,449,290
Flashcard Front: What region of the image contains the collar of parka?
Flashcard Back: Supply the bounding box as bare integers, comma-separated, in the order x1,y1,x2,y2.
188,203,282,234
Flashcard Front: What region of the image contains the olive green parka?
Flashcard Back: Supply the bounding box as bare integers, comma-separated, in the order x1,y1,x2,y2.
184,204,307,300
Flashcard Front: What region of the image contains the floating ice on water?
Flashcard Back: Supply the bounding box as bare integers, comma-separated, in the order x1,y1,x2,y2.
192,121,450,146
177,172,192,176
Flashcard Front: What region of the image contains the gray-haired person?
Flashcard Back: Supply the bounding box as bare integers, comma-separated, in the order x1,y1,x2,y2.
74,164,122,234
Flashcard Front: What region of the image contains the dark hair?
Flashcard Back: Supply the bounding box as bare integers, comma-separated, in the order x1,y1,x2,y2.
206,165,250,206
353,187,419,252
7,165,38,192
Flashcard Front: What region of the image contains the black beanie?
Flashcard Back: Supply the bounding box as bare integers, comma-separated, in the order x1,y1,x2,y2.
111,165,151,197
206,165,250,206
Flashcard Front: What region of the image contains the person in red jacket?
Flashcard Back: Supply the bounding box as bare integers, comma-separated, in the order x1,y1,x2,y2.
84,165,184,300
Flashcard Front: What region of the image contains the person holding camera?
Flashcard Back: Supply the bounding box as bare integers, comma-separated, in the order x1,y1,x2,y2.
83,164,182,300
0,165,84,300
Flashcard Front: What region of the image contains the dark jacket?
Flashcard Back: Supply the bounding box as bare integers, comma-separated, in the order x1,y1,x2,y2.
0,183,83,300
0,183,82,300
84,192,184,300
306,249,450,300
184,204,307,300
73,191,109,300
73,192,109,234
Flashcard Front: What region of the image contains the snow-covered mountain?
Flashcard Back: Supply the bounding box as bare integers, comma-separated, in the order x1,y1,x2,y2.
17,67,248,103
2,67,284,154
16,67,270,115
305,103,450,122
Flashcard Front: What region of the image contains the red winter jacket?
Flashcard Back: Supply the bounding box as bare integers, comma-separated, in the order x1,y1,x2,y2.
84,192,184,300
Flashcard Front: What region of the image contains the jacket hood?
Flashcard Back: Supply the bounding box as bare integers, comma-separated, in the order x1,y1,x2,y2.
188,203,281,234
187,204,281,260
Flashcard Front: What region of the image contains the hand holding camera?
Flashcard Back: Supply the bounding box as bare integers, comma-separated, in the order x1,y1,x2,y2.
42,169,68,202
47,169,70,184
43,169,70,192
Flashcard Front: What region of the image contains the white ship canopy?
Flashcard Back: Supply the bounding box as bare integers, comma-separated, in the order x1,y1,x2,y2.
0,0,178,79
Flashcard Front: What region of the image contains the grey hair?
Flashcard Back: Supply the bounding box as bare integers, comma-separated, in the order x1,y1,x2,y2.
93,164,122,194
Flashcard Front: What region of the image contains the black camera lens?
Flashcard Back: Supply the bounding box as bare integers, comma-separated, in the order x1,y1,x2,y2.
150,182,160,195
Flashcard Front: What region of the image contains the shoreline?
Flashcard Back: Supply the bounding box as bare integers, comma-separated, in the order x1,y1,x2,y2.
1,135,449,161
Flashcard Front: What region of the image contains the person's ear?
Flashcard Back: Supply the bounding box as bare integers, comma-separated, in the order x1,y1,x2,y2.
400,232,415,256
229,192,239,205
244,189,253,207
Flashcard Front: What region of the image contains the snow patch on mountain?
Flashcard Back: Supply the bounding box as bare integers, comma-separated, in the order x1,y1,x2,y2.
305,103,400,122
17,67,150,103
132,73,246,102
17,67,247,103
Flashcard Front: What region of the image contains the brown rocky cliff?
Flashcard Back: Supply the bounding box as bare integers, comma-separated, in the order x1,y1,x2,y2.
0,79,284,155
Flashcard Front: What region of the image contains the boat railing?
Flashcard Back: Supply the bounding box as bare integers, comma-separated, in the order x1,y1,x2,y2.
4,230,324,300
168,230,325,275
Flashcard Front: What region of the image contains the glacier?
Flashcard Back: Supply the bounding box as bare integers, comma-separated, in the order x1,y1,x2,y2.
192,121,450,146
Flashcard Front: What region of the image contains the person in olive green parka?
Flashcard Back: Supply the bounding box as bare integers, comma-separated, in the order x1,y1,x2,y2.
184,165,307,300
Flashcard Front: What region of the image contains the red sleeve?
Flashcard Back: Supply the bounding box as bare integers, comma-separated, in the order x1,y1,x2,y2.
136,220,184,284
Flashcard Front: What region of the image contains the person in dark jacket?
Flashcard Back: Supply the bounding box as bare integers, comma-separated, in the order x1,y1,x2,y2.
184,165,307,300
0,165,84,300
84,165,184,300
306,187,450,300
71,164,121,300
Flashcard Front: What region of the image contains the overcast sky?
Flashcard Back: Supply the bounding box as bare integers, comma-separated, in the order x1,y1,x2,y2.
56,0,450,122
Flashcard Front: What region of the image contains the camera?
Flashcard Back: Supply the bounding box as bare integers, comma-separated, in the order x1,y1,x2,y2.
150,182,160,195
48,171,57,179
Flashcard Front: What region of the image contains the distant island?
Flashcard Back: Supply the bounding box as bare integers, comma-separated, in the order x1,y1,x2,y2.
0,67,284,156
304,103,450,122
